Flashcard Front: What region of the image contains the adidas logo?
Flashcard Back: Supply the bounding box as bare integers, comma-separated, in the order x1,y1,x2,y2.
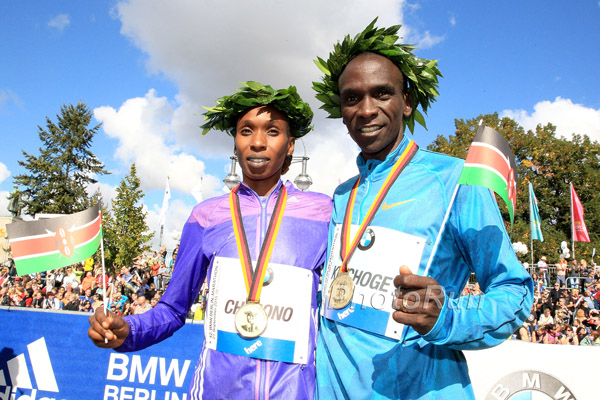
0,337,60,399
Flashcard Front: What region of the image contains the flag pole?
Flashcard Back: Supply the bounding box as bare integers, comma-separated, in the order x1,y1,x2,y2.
100,216,108,344
423,184,460,276
531,236,534,269
570,183,575,260
424,119,481,277
529,186,534,268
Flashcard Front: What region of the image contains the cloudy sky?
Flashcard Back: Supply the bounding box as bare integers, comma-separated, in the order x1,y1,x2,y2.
1,0,599,250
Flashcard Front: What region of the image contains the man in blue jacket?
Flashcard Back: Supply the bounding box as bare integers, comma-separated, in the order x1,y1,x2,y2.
313,19,533,399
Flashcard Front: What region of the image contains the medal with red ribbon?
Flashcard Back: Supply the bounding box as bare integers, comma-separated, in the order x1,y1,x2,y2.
328,141,418,309
229,184,287,337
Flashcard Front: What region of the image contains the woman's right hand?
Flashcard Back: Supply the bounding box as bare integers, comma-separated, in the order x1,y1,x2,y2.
88,307,130,349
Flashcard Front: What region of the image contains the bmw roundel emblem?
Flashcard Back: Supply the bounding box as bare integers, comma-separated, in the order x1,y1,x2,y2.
357,228,375,251
263,268,274,286
486,370,577,400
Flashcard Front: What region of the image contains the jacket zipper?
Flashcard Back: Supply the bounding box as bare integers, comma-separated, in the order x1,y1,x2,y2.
256,187,278,400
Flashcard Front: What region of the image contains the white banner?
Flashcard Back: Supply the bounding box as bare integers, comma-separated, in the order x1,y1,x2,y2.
205,257,312,364
465,339,598,399
321,224,425,339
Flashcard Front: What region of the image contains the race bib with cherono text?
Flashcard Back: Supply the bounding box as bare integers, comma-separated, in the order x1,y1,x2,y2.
205,257,312,364
321,224,426,339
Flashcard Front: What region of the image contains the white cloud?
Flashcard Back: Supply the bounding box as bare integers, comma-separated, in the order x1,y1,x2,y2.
449,15,457,27
407,30,446,49
283,120,360,197
0,162,9,184
48,14,70,31
502,97,600,142
0,89,23,109
93,90,223,197
107,0,409,199
0,191,10,217
87,181,118,210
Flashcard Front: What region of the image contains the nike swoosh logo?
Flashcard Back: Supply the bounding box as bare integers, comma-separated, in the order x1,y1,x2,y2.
381,199,415,210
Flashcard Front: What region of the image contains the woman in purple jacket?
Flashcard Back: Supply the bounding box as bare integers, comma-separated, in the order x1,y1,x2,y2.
88,82,332,399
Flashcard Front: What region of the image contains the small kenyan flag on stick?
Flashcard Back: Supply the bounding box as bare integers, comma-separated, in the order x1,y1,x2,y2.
6,205,102,276
423,123,516,276
458,124,517,224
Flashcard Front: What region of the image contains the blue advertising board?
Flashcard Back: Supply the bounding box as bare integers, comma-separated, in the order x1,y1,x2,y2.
0,307,205,400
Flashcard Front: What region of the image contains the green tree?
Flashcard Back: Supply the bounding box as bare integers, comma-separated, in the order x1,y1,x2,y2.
89,188,118,274
11,102,108,216
112,164,153,268
428,113,600,263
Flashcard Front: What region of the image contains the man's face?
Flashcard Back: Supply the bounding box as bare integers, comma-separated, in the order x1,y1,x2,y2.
338,53,412,161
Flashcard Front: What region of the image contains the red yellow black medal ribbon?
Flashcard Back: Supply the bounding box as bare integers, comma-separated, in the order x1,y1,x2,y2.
339,141,418,273
229,184,287,302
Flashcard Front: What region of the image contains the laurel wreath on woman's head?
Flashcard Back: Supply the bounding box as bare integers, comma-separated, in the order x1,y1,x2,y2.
201,81,314,138
312,18,443,133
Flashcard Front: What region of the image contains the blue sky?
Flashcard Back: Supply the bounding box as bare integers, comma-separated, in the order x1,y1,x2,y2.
1,0,599,249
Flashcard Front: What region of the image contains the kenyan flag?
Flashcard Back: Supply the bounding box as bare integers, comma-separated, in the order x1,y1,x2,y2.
458,125,517,224
6,205,102,276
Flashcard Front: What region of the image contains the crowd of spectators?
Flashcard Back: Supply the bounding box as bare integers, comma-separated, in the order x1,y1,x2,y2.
513,256,600,346
4,245,600,346
0,244,206,320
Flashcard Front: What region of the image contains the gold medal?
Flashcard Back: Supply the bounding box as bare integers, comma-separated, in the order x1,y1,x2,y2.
235,302,268,338
328,272,355,309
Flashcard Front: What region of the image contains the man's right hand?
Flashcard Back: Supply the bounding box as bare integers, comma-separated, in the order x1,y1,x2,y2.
88,307,130,349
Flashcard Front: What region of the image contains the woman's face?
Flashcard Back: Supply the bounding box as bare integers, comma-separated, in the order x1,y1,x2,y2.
235,106,294,194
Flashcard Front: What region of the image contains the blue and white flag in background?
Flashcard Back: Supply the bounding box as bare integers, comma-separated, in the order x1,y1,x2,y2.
529,182,543,242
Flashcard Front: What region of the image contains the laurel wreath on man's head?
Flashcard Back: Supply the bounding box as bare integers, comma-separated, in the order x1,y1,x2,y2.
201,81,314,138
312,18,443,133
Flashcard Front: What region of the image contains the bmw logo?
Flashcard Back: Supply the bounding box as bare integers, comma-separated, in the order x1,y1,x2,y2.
486,370,576,400
263,268,274,286
357,228,375,251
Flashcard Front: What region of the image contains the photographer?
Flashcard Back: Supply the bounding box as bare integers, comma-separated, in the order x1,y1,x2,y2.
561,326,579,345
576,326,589,343
533,290,551,319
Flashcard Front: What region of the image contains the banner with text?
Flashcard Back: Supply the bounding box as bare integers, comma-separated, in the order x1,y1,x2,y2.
2,309,597,400
0,307,203,400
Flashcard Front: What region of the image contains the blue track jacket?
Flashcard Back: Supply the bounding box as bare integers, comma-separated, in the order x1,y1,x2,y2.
316,136,533,399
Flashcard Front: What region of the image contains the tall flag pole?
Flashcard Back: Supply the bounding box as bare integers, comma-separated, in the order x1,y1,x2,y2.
424,123,517,276
6,205,102,276
529,182,544,266
571,183,590,259
99,210,109,343
191,177,204,204
158,177,171,248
